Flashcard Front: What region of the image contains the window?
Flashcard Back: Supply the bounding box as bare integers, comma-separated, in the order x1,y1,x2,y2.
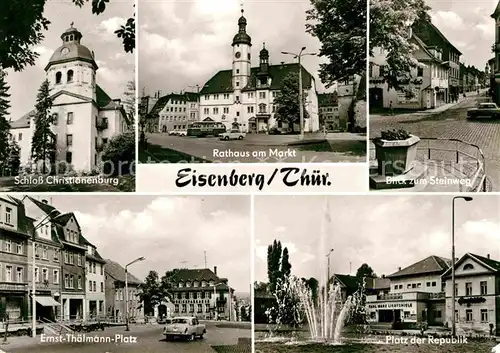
259,92,266,99
5,266,12,282
92,262,96,273
4,239,11,252
34,267,39,282
42,268,48,282
77,254,81,266
431,281,436,287
18,133,22,141
223,107,229,114
16,242,22,254
89,280,92,291
465,282,472,296
100,264,103,275
64,251,69,263
5,207,11,224
455,284,458,296
56,72,62,84
481,309,488,322
64,274,69,288
235,96,240,102
247,106,254,114
67,112,73,125
69,253,74,265
77,276,82,289
466,309,473,322
54,250,59,261
16,267,23,282
42,247,47,259
101,282,104,292
53,270,59,284
236,81,240,87
412,283,416,289
65,151,72,164
66,134,73,146
463,263,474,270
480,281,487,295
189,304,194,313
93,281,96,292
203,108,209,115
213,107,219,114
67,70,74,83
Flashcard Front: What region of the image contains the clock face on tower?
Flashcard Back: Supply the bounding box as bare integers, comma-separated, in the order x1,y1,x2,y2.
235,52,241,59
61,47,70,56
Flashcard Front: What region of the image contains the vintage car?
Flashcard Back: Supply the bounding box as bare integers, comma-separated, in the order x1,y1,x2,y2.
163,316,206,341
466,102,500,119
219,129,246,140
176,130,187,136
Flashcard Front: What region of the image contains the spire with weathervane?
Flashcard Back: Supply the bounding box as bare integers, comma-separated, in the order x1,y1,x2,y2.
231,1,252,92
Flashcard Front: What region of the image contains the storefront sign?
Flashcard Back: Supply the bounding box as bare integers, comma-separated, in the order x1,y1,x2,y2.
368,302,414,309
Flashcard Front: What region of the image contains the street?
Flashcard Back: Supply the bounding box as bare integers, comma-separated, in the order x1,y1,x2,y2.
0,322,250,353
143,133,366,163
370,94,500,191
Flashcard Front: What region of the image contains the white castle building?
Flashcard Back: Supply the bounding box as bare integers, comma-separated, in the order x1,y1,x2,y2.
9,24,130,172
199,10,319,133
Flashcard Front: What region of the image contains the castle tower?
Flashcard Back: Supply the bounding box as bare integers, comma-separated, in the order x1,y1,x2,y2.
45,23,98,100
231,9,252,90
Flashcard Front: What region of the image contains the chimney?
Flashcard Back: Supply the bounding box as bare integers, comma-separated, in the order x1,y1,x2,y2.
487,254,491,259
214,266,217,275
382,274,385,279
398,267,401,271
41,199,48,204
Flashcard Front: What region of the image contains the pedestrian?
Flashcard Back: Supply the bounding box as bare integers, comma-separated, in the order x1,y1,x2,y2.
389,101,394,115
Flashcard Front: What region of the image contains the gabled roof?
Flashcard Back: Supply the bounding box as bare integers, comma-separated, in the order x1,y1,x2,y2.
365,276,391,290
105,259,143,285
170,268,221,283
413,19,462,55
149,92,200,117
333,274,361,294
388,255,451,278
200,63,313,95
442,253,500,278
96,85,122,110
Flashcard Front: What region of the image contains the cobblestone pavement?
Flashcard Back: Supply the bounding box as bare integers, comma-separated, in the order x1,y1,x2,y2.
370,95,500,191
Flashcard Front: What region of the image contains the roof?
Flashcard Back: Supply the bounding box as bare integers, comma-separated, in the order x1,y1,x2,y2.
492,1,500,18
413,19,462,55
170,268,221,283
388,255,451,278
0,196,30,235
10,110,34,129
318,93,338,107
105,259,143,285
365,277,391,290
96,85,122,110
412,34,448,67
333,274,361,294
200,63,314,95
149,92,200,117
442,253,500,277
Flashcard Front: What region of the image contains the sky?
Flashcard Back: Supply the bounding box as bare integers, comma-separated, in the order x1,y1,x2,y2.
25,195,251,293
138,0,333,97
254,195,500,283
6,0,135,120
427,0,497,69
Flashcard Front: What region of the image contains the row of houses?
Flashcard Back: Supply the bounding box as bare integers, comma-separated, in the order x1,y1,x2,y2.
0,196,142,323
369,19,486,111
255,253,500,335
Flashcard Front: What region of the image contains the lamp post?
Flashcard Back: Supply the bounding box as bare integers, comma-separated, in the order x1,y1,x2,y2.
451,196,473,337
125,257,145,331
281,47,316,140
30,209,61,338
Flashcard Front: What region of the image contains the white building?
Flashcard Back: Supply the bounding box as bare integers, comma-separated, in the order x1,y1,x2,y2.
151,92,200,133
369,33,449,110
199,10,319,133
84,242,106,319
9,24,130,172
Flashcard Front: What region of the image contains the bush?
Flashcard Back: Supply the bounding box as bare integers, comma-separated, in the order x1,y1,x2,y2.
102,132,135,176
380,129,411,141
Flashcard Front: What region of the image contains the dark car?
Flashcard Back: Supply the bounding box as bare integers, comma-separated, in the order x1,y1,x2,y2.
268,127,281,135
467,102,500,119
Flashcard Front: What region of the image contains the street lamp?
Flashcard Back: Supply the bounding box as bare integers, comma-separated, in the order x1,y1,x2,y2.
125,257,145,331
29,209,61,338
451,196,473,337
281,47,316,140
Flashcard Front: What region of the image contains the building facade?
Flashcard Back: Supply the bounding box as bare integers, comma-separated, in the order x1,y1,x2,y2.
9,24,129,172
199,10,319,133
366,256,450,325
169,267,235,321
370,34,449,111
84,242,106,319
318,93,340,131
151,92,200,133
442,253,500,335
0,197,29,321
104,259,143,322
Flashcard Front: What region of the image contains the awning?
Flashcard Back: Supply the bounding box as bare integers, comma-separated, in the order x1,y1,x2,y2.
35,296,60,306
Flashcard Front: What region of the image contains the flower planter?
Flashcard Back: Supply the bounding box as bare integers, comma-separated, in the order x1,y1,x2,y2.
374,135,420,176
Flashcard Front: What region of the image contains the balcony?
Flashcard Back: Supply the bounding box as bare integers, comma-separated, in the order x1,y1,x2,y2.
0,282,28,292
96,118,108,130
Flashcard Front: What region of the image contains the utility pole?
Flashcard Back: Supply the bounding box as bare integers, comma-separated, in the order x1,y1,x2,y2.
204,251,207,269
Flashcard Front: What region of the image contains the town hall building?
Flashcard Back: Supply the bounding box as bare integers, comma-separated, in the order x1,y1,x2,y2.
9,24,130,172
199,9,319,133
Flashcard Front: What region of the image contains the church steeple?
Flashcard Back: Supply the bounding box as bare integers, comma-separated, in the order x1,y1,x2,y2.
259,42,269,75
232,9,252,47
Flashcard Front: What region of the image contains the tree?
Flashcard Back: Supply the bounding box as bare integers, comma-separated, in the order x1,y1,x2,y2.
273,73,309,132
138,271,164,316
306,0,367,87
370,0,431,90
31,79,55,174
160,269,180,294
267,240,282,294
0,70,11,170
302,277,319,305
5,140,21,176
254,282,269,292
122,80,136,128
101,132,135,176
355,263,376,279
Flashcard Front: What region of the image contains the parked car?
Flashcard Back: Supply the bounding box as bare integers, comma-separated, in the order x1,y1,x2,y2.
219,129,246,140
176,130,187,136
168,130,178,136
268,127,282,135
467,102,500,119
163,316,206,341
157,317,172,325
